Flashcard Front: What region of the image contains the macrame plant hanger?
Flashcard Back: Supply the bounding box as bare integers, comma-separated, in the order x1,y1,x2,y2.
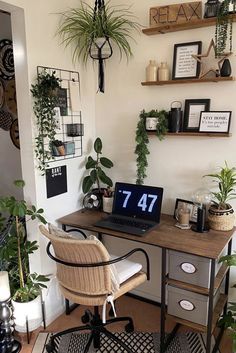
89,0,113,93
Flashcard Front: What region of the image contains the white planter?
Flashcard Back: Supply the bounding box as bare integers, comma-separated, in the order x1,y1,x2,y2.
103,196,113,213
12,295,42,332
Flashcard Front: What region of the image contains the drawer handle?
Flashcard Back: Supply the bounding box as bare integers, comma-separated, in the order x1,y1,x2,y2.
179,299,195,311
180,262,197,274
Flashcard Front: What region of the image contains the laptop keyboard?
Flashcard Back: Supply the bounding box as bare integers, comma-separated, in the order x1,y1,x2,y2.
109,216,152,230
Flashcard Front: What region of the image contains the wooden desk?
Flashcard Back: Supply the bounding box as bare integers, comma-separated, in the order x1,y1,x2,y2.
58,209,234,353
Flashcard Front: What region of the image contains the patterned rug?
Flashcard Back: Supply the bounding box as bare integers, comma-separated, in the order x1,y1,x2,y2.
32,331,221,353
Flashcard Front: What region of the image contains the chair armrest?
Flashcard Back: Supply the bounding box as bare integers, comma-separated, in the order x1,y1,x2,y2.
46,243,150,280
65,228,87,239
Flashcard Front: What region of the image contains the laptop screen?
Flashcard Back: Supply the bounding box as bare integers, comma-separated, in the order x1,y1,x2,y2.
112,182,163,223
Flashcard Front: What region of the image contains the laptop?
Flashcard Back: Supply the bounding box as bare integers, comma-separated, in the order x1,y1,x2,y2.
94,182,163,236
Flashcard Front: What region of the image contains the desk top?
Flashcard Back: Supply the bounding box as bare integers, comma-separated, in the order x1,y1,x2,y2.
58,210,234,259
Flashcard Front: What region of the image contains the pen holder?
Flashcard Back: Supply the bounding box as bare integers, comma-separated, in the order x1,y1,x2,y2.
102,196,113,213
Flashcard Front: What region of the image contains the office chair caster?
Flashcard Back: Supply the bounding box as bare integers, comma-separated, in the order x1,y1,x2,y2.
125,322,134,333
81,309,92,324
45,342,54,353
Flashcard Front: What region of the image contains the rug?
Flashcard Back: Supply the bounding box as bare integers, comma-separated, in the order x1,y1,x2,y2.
32,331,221,353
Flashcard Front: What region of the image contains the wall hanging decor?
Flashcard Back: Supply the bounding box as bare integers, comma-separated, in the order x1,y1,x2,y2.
58,0,139,93
0,39,14,81
46,165,68,198
31,66,83,175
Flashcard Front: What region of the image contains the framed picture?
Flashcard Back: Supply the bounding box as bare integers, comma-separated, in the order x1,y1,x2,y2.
174,198,199,224
183,99,211,132
199,111,231,133
172,41,202,80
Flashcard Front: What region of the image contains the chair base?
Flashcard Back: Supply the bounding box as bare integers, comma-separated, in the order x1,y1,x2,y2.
46,307,134,353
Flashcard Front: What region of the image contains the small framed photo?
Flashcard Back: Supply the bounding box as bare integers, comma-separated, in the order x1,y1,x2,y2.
174,198,199,224
183,99,211,132
199,111,231,133
172,41,202,80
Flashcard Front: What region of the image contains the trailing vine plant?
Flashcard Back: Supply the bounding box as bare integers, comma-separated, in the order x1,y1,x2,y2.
215,0,235,57
135,109,168,185
31,71,61,175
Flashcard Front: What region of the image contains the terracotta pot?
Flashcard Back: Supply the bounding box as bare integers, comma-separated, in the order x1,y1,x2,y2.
208,205,235,231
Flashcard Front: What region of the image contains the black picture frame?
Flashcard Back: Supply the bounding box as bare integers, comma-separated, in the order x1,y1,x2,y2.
199,111,231,133
174,198,199,224
183,99,211,132
172,41,202,80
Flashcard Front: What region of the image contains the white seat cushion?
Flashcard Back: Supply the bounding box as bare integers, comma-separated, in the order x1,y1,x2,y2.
110,255,142,284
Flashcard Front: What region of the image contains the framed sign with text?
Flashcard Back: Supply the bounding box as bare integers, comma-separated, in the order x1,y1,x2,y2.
183,99,211,132
199,111,231,133
172,41,202,80
46,165,68,198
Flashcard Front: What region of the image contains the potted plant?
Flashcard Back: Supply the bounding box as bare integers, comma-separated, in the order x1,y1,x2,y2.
51,139,65,156
204,161,236,231
31,70,61,174
58,1,140,64
135,109,168,185
0,180,49,332
82,137,113,194
215,0,235,57
218,252,236,350
102,187,114,213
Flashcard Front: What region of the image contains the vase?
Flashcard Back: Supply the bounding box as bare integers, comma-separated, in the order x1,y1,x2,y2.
220,59,232,77
146,60,157,81
158,62,169,81
102,196,113,213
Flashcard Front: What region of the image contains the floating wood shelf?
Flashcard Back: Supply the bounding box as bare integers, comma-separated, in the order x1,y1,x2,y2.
148,131,232,138
141,77,234,86
166,265,229,296
142,14,236,35
167,294,227,333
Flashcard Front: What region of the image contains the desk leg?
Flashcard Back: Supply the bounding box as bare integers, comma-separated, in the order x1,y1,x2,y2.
206,259,215,353
160,248,166,353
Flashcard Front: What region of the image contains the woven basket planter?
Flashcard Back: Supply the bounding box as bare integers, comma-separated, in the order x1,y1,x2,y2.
208,206,235,231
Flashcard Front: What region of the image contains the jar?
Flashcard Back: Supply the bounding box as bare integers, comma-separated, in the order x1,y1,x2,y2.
146,60,158,82
168,101,183,133
158,62,169,81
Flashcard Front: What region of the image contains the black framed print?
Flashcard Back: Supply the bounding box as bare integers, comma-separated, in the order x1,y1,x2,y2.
172,41,202,80
199,111,231,133
174,198,199,224
183,99,211,132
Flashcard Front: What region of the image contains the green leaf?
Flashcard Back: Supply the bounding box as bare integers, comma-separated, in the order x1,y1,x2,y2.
100,157,113,168
90,169,97,183
97,169,113,187
82,175,94,193
14,180,25,188
94,137,102,154
85,156,97,169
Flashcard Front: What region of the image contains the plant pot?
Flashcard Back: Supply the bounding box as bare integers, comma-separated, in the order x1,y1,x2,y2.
208,205,235,231
12,295,42,332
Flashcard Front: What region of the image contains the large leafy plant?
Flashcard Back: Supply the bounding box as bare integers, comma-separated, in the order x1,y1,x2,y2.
204,161,236,210
31,70,61,175
58,1,140,64
0,180,49,302
135,109,168,185
82,137,113,194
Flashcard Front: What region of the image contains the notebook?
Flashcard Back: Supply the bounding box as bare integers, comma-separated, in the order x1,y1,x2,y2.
94,182,163,236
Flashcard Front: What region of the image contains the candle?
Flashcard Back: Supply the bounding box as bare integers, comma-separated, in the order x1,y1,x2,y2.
0,271,11,301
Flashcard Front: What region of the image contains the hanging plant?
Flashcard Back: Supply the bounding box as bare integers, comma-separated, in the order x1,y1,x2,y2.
215,0,235,57
135,109,168,185
31,71,61,175
58,0,140,92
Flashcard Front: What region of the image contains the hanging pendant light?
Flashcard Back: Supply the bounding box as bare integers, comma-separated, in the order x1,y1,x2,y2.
89,0,113,93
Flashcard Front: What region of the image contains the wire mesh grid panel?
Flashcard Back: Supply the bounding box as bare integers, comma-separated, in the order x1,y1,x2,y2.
37,66,83,163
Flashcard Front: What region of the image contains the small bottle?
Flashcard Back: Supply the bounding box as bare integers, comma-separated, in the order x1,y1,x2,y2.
158,62,169,81
146,60,157,82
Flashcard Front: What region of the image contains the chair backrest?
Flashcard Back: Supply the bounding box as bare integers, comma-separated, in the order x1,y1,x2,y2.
40,225,112,296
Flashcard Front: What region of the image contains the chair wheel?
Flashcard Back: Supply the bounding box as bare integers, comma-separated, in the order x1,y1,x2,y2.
81,312,90,324
125,322,134,333
45,343,54,353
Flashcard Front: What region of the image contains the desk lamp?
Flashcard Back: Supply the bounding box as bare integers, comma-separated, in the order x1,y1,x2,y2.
191,188,211,233
0,271,21,353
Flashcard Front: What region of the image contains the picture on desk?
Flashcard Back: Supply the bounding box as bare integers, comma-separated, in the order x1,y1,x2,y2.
174,198,198,224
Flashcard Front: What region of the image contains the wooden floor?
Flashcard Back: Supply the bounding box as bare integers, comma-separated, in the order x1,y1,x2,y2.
17,295,232,353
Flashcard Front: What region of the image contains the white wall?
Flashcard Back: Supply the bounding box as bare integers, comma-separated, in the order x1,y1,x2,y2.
95,0,236,301
0,12,23,199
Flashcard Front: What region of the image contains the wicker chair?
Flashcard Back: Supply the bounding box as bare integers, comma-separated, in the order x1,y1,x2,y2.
40,225,150,353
